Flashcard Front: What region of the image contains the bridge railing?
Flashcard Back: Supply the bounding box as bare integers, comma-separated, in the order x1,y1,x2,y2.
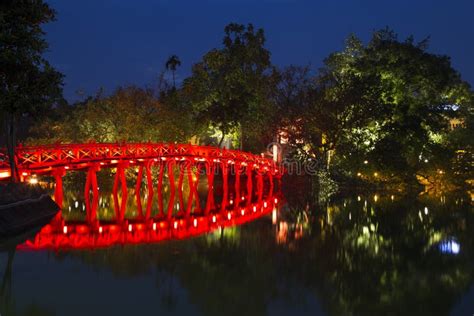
0,142,278,174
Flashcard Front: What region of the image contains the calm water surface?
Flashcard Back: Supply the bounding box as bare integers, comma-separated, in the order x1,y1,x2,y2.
1,175,473,316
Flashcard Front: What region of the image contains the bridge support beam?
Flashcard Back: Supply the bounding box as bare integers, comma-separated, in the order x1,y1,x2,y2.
177,161,185,214
53,167,66,210
85,164,100,224
204,161,215,215
246,166,253,205
186,161,200,216
257,170,264,202
135,165,144,218
234,163,241,206
157,161,164,216
268,172,274,197
113,162,128,223
167,159,175,219
145,160,153,220
220,162,229,213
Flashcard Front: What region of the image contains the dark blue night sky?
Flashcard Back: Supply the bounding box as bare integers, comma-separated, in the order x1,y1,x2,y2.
44,0,474,102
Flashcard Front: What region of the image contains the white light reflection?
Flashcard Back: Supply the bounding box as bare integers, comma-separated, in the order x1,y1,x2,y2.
439,239,460,255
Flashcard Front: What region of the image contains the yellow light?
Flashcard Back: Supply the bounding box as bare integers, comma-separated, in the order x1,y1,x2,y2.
227,212,231,220
153,223,157,230
229,199,233,205
29,178,39,185
99,226,103,233
357,196,361,201
263,201,268,208
241,209,245,216
212,215,216,223
374,194,378,202
274,198,278,203
173,221,178,229
128,224,132,232
272,208,277,224
253,206,257,213
193,218,198,227
391,195,395,201
364,160,368,164
22,172,28,176
373,172,378,177
357,172,362,176
63,226,68,234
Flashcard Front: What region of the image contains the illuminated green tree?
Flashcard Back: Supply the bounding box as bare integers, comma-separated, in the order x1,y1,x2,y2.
183,23,273,147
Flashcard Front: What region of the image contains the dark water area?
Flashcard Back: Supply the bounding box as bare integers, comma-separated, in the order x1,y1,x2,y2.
0,174,473,316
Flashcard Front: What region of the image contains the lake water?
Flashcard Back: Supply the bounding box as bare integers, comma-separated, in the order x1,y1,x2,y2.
0,175,473,316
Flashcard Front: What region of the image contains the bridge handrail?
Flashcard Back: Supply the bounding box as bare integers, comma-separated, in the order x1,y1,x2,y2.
0,142,278,173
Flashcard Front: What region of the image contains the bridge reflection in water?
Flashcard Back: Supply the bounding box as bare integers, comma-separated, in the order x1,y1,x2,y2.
19,194,280,250
10,143,282,250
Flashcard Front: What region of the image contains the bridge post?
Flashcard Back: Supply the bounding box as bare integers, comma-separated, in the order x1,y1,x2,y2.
204,160,215,214
167,159,176,219
220,162,229,213
157,161,164,216
53,167,66,210
177,161,185,214
268,171,274,197
246,166,253,205
84,164,100,224
113,162,128,222
145,160,153,220
135,165,144,218
257,169,264,202
234,162,242,206
185,160,200,216
192,162,201,213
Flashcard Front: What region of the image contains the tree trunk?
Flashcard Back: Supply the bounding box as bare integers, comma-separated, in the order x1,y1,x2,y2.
218,131,226,148
172,70,176,89
5,113,19,182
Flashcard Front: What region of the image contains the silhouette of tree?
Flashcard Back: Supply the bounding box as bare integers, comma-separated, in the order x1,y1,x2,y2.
165,55,181,89
0,0,63,181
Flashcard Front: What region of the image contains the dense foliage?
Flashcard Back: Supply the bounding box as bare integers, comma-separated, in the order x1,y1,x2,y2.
7,12,471,190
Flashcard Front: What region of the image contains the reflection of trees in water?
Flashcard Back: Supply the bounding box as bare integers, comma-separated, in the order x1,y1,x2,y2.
291,193,474,316
48,192,473,316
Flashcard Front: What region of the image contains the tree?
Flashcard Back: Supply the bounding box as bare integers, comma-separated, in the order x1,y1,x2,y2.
183,23,272,147
0,0,63,181
351,29,472,183
289,29,472,186
165,55,181,89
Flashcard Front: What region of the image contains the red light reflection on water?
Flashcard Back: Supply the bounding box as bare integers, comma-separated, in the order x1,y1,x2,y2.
18,197,279,250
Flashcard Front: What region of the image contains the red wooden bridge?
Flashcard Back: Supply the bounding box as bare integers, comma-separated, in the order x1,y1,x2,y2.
1,143,281,231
